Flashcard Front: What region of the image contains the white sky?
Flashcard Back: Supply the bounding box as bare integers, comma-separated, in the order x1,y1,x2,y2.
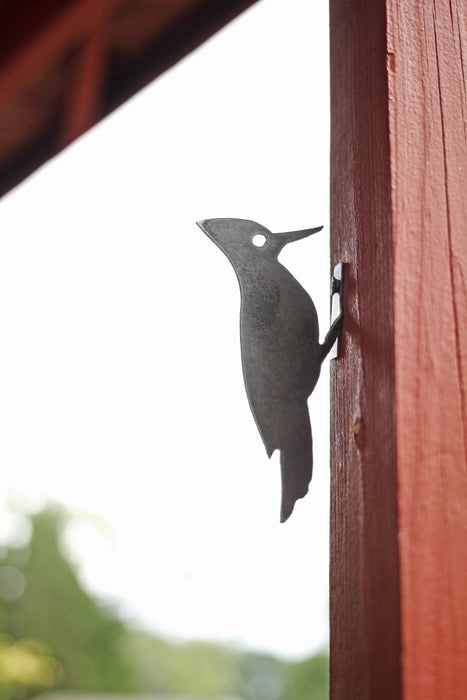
0,0,330,660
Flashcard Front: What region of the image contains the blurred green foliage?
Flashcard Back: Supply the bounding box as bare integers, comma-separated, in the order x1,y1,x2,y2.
0,507,136,694
0,506,328,700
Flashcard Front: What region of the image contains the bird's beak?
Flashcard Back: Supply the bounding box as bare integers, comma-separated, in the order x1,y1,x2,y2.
276,225,323,245
196,219,216,242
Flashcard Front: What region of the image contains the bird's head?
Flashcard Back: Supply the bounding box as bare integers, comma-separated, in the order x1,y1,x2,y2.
197,218,322,269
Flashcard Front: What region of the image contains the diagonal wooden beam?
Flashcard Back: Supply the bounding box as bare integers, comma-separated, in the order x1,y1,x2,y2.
0,0,119,104
62,20,110,145
0,0,259,197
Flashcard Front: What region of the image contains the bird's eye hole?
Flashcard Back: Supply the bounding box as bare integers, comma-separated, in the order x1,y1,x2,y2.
252,234,267,247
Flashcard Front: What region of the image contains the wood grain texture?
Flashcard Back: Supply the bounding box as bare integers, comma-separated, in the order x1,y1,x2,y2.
331,0,467,697
0,0,260,198
387,1,467,697
62,17,111,145
329,1,401,698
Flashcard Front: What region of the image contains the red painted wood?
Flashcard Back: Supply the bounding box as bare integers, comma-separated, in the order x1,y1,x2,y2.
329,1,401,697
331,0,467,698
387,1,467,697
62,20,110,145
0,0,118,104
0,0,260,197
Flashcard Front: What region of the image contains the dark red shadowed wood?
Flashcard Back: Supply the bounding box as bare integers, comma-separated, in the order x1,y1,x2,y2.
329,0,401,698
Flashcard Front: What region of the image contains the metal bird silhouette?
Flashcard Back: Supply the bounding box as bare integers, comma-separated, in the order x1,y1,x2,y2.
197,218,341,522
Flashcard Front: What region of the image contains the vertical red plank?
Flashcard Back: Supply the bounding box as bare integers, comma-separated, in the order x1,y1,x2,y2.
331,0,467,698
387,1,467,698
329,0,401,698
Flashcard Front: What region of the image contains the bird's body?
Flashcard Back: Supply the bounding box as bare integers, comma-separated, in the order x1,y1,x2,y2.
239,257,322,447
198,218,338,521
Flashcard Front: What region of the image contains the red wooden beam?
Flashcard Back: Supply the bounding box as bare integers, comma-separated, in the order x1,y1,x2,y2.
388,1,467,697
330,0,467,698
329,0,401,697
0,0,119,105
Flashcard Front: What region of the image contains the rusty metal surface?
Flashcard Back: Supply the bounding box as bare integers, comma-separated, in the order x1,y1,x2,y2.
198,218,341,521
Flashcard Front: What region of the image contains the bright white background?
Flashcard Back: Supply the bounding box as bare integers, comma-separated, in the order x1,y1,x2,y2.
0,0,330,660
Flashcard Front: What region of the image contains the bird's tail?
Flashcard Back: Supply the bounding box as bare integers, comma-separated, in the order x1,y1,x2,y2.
279,408,313,523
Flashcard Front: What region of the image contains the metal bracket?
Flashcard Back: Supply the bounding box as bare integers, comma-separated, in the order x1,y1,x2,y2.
330,262,344,359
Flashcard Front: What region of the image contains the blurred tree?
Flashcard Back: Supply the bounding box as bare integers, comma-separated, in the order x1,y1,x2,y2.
234,651,284,700
0,506,136,694
124,632,329,700
123,630,239,695
0,505,329,700
0,635,63,700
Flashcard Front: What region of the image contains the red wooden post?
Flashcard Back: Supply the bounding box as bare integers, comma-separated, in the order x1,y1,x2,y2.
330,1,467,698
388,2,467,696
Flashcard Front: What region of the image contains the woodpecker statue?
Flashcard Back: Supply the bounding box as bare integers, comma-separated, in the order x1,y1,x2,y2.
197,218,341,522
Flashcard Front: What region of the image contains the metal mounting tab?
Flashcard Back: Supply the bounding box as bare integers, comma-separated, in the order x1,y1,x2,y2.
330,262,344,359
